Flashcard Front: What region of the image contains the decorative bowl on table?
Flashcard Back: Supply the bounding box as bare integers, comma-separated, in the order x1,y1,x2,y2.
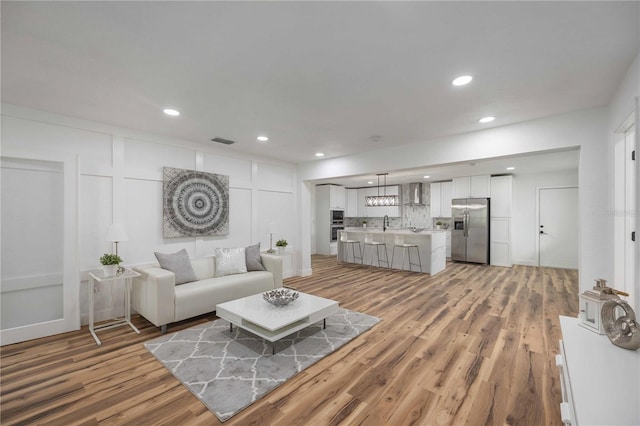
263,289,299,306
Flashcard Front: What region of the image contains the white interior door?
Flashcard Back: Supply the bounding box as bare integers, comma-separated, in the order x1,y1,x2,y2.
614,120,637,309
0,150,79,345
539,187,578,269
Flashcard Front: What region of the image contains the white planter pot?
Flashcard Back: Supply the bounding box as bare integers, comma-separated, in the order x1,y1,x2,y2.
103,264,118,277
277,247,285,254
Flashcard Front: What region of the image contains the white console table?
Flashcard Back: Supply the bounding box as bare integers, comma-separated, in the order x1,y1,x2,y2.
557,316,640,425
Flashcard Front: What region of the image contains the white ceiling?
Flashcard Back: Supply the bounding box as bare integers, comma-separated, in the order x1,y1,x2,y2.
1,1,638,171
313,148,580,187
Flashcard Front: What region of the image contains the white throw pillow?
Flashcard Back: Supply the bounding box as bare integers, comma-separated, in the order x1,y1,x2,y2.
214,247,248,277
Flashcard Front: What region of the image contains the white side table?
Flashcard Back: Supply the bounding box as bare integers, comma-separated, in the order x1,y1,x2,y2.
88,268,141,345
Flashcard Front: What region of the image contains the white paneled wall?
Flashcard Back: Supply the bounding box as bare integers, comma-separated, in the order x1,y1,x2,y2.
1,104,299,328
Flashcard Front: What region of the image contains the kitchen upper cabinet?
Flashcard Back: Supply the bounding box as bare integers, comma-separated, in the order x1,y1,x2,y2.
346,189,358,217
452,175,490,198
471,175,491,198
317,184,346,211
430,181,453,218
384,185,400,217
329,185,346,210
441,181,453,217
430,183,442,216
452,176,471,198
357,188,376,217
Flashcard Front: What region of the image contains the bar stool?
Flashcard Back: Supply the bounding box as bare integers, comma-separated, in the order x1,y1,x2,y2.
364,233,389,268
339,231,362,264
391,234,422,272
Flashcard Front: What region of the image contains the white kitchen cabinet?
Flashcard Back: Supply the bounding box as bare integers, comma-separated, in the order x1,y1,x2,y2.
384,185,400,217
315,184,345,256
441,181,453,217
489,175,513,267
452,176,471,198
490,175,512,217
453,175,490,199
317,184,345,211
430,181,453,218
471,175,491,198
430,182,442,216
446,230,452,258
357,188,372,217
346,189,358,217
490,218,512,266
329,185,346,210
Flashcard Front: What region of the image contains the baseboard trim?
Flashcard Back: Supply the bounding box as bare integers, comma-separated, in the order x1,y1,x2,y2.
513,259,538,267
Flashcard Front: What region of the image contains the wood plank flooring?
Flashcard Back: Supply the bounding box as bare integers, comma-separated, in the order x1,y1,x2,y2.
1,256,578,425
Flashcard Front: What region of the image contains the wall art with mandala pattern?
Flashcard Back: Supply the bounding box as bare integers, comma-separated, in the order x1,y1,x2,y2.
163,167,229,238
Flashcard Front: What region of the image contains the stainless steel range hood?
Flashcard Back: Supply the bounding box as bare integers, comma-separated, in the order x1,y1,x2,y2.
405,183,425,206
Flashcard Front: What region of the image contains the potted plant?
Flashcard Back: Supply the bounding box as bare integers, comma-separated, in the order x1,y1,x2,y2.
362,220,367,228
275,239,288,254
100,253,122,277
435,220,443,230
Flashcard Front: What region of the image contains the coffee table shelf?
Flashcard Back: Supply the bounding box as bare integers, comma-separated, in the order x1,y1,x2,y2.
216,291,339,353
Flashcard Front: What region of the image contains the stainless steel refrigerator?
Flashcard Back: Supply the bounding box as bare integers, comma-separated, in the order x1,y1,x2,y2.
451,198,490,264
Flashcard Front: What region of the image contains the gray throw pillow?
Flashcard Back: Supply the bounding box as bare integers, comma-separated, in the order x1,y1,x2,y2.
245,243,266,271
154,248,197,285
214,247,248,277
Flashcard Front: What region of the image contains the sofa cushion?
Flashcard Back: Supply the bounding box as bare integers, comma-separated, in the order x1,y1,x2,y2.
191,256,215,281
214,247,247,277
245,243,266,271
154,249,197,285
174,271,275,322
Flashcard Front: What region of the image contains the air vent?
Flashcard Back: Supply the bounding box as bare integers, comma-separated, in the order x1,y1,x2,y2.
211,137,235,145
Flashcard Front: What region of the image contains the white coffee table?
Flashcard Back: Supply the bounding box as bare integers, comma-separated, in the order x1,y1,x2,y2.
216,291,339,354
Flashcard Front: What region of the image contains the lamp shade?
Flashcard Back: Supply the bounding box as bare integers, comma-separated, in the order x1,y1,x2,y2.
106,223,128,242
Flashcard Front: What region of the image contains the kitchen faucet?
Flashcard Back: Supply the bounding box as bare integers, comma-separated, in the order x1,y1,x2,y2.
383,215,390,232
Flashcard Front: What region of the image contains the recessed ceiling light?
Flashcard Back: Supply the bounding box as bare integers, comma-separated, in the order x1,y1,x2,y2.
257,136,269,142
163,108,180,116
452,75,473,86
423,175,430,179
506,167,515,171
315,152,325,157
368,181,374,185
479,116,495,123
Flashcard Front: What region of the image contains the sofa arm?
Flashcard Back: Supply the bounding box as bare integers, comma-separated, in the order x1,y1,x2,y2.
132,266,176,328
261,254,283,288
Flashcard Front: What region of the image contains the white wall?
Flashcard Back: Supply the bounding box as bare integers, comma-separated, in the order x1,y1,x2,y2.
1,104,299,326
511,170,579,266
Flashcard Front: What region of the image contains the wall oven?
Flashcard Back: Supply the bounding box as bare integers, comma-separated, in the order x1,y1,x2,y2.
330,224,344,242
331,210,344,224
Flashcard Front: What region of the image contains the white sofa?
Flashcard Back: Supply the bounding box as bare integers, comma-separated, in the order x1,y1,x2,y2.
132,254,283,333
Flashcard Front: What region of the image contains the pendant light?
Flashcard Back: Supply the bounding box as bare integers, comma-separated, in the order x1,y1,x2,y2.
365,173,399,206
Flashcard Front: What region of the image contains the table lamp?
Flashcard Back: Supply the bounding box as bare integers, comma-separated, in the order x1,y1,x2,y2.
106,223,128,257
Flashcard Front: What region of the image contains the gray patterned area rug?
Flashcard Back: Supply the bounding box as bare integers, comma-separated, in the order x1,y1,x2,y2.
144,308,379,422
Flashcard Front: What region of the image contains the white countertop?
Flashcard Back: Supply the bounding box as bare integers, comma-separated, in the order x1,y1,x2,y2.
345,227,448,234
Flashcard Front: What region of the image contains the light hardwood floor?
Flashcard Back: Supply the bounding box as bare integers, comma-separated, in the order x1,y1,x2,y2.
1,256,578,425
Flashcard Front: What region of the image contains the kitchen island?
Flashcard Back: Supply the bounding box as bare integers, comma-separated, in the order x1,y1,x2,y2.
337,229,446,275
